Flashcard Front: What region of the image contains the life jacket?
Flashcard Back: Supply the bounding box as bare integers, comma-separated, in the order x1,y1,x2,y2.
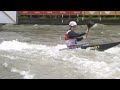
64,30,77,48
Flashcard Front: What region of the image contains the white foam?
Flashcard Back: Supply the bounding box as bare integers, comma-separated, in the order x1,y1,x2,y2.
11,68,35,79
3,62,8,67
59,49,120,78
1,40,120,78
93,23,98,28
55,44,67,50
105,47,120,54
0,40,67,52
0,40,30,51
0,40,50,52
33,24,38,27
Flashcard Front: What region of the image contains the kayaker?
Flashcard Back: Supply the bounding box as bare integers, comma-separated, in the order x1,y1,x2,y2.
64,21,88,49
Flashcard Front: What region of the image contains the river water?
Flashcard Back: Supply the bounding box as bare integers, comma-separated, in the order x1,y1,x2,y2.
0,24,120,79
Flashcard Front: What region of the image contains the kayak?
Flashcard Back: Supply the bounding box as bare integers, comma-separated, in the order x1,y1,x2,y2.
59,42,120,51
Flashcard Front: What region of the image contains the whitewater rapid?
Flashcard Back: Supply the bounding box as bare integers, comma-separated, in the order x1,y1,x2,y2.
0,40,120,79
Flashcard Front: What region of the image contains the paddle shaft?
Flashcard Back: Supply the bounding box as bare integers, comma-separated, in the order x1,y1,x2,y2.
85,28,90,38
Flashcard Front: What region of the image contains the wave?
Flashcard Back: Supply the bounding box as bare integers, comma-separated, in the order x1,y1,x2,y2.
0,40,120,78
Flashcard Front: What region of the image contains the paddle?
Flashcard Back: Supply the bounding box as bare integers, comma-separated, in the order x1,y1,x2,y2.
85,21,95,38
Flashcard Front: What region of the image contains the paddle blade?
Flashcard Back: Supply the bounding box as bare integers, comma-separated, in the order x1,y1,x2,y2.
86,21,95,29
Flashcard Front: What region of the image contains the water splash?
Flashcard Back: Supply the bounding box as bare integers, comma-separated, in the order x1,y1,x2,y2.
11,68,35,79
3,62,8,67
0,40,120,79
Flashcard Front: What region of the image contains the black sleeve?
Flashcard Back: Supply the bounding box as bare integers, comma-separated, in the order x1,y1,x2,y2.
68,31,86,38
77,37,84,41
79,32,86,36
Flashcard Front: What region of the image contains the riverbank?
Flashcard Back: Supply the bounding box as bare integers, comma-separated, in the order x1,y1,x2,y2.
18,18,120,25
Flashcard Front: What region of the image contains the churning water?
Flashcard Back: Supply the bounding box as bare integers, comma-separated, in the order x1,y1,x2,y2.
0,24,120,79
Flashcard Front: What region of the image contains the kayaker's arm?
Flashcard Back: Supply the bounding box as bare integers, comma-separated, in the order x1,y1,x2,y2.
79,32,87,37
68,31,86,38
77,37,84,41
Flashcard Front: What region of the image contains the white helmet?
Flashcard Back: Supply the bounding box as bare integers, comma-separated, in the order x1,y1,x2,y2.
69,21,77,26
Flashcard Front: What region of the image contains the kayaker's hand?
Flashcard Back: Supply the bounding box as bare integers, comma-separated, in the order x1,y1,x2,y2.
83,36,86,39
